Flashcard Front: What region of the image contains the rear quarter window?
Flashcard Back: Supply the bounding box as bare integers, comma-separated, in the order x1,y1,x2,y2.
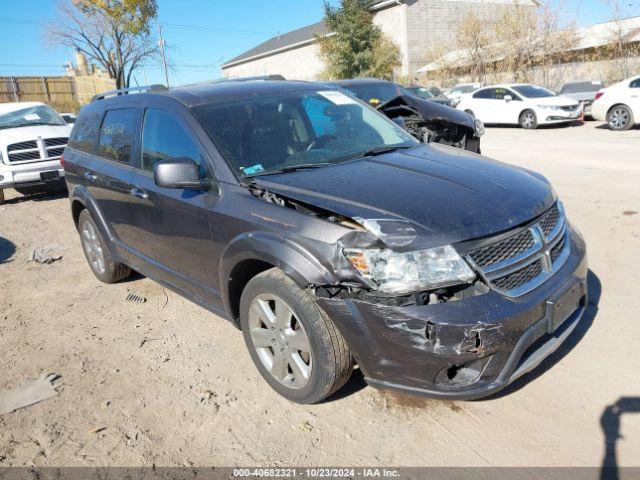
68,112,101,154
98,108,138,164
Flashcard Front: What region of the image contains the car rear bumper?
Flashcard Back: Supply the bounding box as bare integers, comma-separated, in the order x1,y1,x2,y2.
0,159,64,188
317,226,588,400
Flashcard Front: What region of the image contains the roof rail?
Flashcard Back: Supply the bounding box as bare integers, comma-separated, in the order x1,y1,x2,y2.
91,84,168,102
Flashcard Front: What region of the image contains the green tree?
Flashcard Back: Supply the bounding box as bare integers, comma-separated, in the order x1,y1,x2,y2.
48,0,159,88
317,0,400,80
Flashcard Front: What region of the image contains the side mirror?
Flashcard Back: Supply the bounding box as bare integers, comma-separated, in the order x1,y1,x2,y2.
154,157,210,190
504,95,513,102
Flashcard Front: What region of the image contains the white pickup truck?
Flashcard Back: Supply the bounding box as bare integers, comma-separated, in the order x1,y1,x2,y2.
0,102,72,203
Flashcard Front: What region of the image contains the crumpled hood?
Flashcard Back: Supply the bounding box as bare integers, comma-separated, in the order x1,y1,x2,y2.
253,144,556,249
378,94,476,131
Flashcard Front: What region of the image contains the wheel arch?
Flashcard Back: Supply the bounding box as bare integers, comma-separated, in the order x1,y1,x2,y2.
219,232,337,328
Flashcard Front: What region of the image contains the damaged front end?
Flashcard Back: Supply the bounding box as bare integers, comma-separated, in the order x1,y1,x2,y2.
378,94,483,153
248,180,588,399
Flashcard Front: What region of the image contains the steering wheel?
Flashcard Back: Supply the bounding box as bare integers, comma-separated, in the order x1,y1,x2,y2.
306,134,338,151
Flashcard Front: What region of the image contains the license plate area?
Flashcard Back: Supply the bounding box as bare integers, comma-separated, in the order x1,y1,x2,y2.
549,282,584,333
40,171,60,182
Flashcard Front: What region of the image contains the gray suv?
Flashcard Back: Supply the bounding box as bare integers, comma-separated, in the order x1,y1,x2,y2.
64,81,588,404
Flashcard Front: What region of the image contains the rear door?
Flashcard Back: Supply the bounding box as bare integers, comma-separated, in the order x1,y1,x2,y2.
127,106,219,306
84,108,140,249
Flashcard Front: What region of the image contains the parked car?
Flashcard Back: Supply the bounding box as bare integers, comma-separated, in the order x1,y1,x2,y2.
559,80,605,117
0,101,71,203
404,85,453,106
457,84,583,129
329,78,484,153
65,81,587,404
445,83,483,106
591,74,640,130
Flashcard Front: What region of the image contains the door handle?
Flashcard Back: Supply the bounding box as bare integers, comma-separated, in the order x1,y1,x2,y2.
130,188,148,200
84,172,98,182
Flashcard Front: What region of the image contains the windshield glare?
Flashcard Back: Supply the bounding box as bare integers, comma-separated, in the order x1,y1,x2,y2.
512,85,556,98
406,87,434,99
194,90,417,178
0,105,65,129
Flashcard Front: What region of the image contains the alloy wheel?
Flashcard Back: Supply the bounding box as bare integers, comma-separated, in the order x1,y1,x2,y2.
522,112,536,129
248,294,312,389
609,107,629,130
81,221,106,275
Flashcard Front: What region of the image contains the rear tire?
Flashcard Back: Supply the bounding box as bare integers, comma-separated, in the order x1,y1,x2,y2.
519,109,538,129
78,209,131,283
607,105,634,131
240,268,353,404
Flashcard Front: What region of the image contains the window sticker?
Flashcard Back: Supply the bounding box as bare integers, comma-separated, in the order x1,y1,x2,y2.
24,113,41,121
318,90,358,105
242,164,265,175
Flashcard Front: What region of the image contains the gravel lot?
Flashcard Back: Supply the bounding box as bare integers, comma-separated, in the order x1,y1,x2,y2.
1,121,639,468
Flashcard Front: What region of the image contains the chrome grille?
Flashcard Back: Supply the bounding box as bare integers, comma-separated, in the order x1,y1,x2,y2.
5,137,67,164
7,140,37,151
464,203,570,297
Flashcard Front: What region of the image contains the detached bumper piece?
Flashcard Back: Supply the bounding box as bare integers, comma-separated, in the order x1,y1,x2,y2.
317,221,588,400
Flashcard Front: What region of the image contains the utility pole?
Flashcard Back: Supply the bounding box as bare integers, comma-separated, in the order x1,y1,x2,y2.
158,24,170,88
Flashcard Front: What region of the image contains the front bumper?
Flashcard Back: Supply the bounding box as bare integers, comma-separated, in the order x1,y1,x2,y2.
539,105,583,124
317,227,588,400
0,159,64,189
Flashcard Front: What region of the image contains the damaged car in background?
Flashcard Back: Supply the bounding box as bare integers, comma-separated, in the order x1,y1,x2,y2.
64,80,587,404
329,78,484,153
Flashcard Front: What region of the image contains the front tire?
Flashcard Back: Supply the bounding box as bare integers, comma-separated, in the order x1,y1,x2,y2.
78,209,131,283
607,105,634,131
240,268,353,404
519,109,538,129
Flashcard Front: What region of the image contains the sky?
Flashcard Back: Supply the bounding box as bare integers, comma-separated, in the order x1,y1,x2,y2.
0,0,632,87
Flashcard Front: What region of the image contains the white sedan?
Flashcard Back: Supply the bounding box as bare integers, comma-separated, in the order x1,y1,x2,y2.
456,84,582,129
591,74,640,130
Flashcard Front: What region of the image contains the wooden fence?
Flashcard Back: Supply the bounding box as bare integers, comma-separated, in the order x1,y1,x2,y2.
0,76,116,112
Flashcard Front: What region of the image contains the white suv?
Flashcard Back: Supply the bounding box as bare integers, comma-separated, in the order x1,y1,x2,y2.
591,74,640,130
0,102,72,202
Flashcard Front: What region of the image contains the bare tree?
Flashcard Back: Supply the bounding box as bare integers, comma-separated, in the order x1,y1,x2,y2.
455,10,495,82
538,0,578,88
48,0,160,89
603,0,639,79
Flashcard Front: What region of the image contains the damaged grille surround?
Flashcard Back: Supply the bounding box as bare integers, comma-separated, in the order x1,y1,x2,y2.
464,203,570,297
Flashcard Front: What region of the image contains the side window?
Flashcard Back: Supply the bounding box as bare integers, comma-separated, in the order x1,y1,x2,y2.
506,89,522,101
141,109,203,173
98,109,137,164
68,112,101,153
473,89,494,99
493,88,510,100
630,78,640,88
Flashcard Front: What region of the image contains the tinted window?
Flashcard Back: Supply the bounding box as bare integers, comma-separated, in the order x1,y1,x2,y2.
512,85,555,98
69,112,101,153
473,88,494,99
630,78,640,88
98,109,137,164
141,109,202,172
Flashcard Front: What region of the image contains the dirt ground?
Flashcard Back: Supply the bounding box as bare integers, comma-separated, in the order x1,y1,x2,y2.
1,121,639,468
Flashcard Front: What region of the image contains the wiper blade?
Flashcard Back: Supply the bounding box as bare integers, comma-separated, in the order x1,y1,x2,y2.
245,162,333,178
353,144,415,159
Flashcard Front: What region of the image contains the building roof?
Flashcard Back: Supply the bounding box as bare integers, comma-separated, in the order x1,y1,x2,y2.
417,15,640,73
222,0,405,69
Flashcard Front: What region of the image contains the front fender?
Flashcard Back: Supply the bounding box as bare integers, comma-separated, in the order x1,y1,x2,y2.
219,231,338,317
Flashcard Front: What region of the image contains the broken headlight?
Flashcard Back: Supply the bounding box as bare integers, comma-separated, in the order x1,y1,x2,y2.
343,245,476,294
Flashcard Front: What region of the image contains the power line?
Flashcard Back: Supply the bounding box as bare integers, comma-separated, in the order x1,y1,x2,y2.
161,22,276,36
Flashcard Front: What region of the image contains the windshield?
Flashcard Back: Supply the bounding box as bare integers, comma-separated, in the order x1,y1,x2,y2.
405,87,435,99
340,82,403,105
512,85,556,98
0,105,65,130
193,89,417,178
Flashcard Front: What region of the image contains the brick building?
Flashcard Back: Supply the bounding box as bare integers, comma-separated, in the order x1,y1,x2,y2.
221,0,539,80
